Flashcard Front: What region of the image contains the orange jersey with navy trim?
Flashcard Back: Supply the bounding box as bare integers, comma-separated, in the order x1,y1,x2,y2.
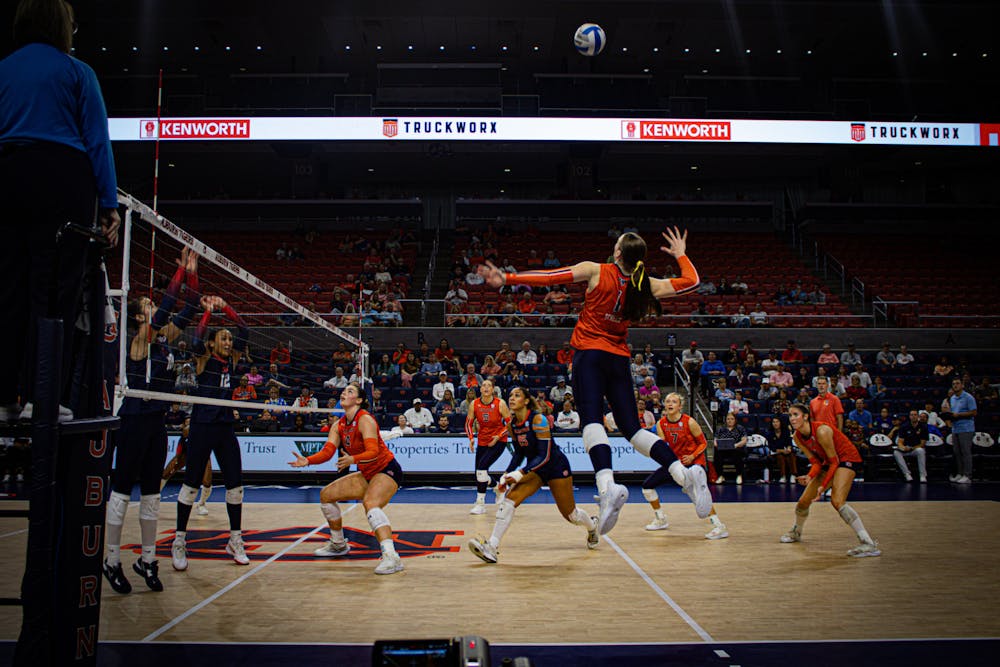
793,420,862,464
570,263,631,357
467,397,508,446
657,414,706,467
337,409,396,480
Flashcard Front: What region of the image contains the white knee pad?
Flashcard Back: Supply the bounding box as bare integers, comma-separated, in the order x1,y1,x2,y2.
475,470,491,484
178,484,199,506
139,494,160,521
629,429,660,457
567,507,591,526
321,502,341,522
106,491,130,526
838,504,859,525
582,423,609,453
668,461,688,486
641,488,660,503
367,507,390,532
225,486,244,505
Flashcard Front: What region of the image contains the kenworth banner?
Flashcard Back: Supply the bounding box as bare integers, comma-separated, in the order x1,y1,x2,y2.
109,116,999,146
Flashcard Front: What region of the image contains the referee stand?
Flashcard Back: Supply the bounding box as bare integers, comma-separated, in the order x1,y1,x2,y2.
2,224,119,666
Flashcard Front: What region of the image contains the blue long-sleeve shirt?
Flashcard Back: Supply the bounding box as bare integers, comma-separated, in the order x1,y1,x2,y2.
0,43,117,208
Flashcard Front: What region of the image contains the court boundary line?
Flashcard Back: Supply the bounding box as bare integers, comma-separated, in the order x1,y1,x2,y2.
604,535,714,643
142,505,358,642
0,528,27,540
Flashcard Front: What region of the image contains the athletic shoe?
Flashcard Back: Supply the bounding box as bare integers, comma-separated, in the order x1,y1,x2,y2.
778,476,787,484
644,516,670,531
469,502,487,515
171,537,188,571
1,474,9,483
0,403,21,422
596,482,629,535
715,475,726,484
705,524,729,540
132,559,163,592
18,402,74,422
467,537,498,564
196,504,209,516
919,475,927,483
102,560,132,594
949,473,961,482
904,473,913,482
15,473,23,482
226,537,251,565
313,539,351,557
374,552,404,575
780,527,802,543
847,541,881,558
736,475,743,485
684,465,713,519
956,475,972,484
586,516,600,550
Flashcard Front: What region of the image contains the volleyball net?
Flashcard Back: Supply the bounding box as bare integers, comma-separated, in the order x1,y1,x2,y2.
111,189,370,425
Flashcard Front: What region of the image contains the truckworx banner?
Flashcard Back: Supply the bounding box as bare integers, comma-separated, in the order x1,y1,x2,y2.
109,116,996,146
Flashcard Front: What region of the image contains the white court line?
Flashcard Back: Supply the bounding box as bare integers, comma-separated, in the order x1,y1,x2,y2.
0,528,27,540
604,535,715,643
142,505,357,642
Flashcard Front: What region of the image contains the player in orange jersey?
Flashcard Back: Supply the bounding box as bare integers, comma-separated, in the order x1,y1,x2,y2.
781,403,880,558
464,379,512,514
641,393,728,540
289,382,405,575
479,227,712,535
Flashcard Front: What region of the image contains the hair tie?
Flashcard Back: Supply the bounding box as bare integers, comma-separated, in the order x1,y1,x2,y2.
630,261,646,290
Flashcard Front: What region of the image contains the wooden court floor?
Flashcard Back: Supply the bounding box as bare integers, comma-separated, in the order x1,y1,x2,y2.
1,498,999,646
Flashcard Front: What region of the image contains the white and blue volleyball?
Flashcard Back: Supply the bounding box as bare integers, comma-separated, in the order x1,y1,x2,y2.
574,23,606,56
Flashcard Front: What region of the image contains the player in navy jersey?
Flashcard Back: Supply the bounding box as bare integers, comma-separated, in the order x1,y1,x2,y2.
103,248,200,594
172,295,251,570
468,387,599,563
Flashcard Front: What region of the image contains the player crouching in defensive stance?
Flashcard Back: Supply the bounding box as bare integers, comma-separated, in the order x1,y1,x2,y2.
781,403,880,558
289,382,405,575
641,393,728,540
468,387,598,563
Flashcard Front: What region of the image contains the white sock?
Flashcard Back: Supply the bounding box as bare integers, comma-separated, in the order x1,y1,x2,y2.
654,509,665,521
174,530,186,542
380,538,397,557
230,529,242,541
475,492,486,505
710,514,723,527
489,498,516,548
596,468,615,495
793,507,809,533
141,545,156,563
105,544,121,567
838,504,873,544
330,528,345,543
198,486,211,505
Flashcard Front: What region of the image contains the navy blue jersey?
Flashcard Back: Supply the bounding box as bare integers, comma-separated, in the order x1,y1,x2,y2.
507,410,562,474
119,332,174,416
191,354,235,424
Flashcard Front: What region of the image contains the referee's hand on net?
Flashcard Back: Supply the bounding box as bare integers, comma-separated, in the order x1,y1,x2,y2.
100,208,121,247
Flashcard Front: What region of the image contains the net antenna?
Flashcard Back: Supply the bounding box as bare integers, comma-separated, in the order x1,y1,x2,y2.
114,188,369,417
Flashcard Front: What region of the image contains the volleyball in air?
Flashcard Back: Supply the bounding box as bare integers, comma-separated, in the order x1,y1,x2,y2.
574,23,606,56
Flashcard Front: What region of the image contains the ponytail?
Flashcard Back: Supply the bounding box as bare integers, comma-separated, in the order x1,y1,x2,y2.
621,256,662,322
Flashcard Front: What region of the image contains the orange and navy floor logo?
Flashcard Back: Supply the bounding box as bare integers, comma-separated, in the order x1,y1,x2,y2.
124,527,463,562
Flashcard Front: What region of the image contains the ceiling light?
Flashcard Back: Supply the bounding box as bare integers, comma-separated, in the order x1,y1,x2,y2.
131,46,138,52
439,45,445,51
407,45,414,51
533,45,539,51
163,46,168,51
715,48,720,53
892,51,898,56
776,49,782,54
225,46,231,51
683,48,690,53
501,45,508,51
256,45,262,51
345,45,351,51
652,47,659,53
376,45,382,50
194,46,200,51
745,49,751,54
690,166,699,171
806,49,812,55
922,51,928,56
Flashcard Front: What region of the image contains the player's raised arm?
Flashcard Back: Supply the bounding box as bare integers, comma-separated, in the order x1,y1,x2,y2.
650,227,700,299
478,259,602,290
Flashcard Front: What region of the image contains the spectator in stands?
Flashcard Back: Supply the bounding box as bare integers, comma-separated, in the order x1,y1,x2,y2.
723,343,740,366
165,403,187,430
682,341,704,385
637,398,656,428
714,412,748,484
399,354,421,388
607,223,621,238
515,292,537,318
945,377,977,484
710,304,728,328
974,377,998,401
175,364,198,392
516,340,537,366
750,303,768,327
420,354,443,376
850,363,873,389
550,376,573,404
432,371,455,402
807,284,826,305
782,339,804,365
374,354,398,378
867,376,887,403
543,285,571,306
381,300,404,327
847,399,873,434
741,352,761,381
444,280,469,308
265,363,288,390
638,376,659,399
173,341,193,373
494,341,517,368
789,281,808,304
933,356,955,378
700,351,726,394
894,410,928,482
348,365,365,385
773,283,790,306
811,366,829,389
459,364,483,396
728,390,749,415
539,307,560,327
232,375,257,402
817,344,839,365
765,416,796,483
795,387,812,405
389,414,415,438
542,250,560,269
507,365,526,387
328,288,348,315
270,340,291,366
771,388,792,415
895,345,915,367
457,386,477,416
840,344,861,368
370,388,385,417
445,302,468,327
761,350,781,378
252,410,280,433
716,276,732,295
844,376,868,402
730,305,751,328
536,343,554,365
696,277,717,295
428,414,457,434
714,378,735,414
464,266,485,286
404,398,434,431
434,389,457,417
554,399,580,432
480,355,502,378
331,342,354,370
810,376,844,430
631,353,656,386
434,338,459,372
392,341,412,367
833,366,852,397
296,386,318,411
794,366,811,393
729,365,751,392
757,378,777,402
876,342,896,371
730,275,749,295
689,302,711,326
872,407,893,435
556,340,575,369
244,365,263,388
770,363,794,390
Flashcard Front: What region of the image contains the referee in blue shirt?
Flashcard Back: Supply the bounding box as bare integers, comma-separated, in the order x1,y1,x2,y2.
0,0,120,421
